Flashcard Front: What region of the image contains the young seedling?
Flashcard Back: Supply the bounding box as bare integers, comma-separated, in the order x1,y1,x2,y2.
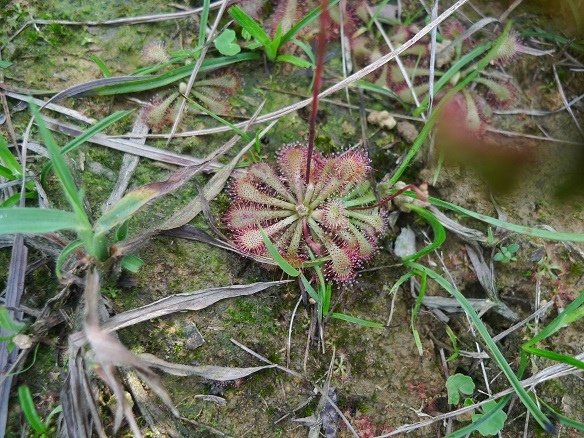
494,243,519,263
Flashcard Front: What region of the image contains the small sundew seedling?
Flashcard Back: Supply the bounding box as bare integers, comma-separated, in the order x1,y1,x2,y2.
494,243,519,263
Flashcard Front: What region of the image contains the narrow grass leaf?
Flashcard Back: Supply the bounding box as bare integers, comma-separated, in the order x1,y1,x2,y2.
402,205,446,262
67,54,259,97
88,54,112,78
429,196,584,242
198,0,211,49
300,274,322,304
281,0,341,45
276,54,312,68
18,386,47,434
228,6,271,46
0,306,25,333
30,104,88,223
0,134,20,173
331,312,384,328
408,262,554,432
41,110,132,183
0,208,82,234
55,239,83,278
259,225,300,277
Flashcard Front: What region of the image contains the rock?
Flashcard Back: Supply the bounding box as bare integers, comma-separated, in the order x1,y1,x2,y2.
367,110,397,130
394,227,416,258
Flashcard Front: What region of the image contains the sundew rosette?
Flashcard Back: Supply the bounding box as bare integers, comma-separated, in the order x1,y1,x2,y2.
224,144,385,282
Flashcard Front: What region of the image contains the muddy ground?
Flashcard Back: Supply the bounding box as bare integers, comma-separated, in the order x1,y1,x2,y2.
1,0,583,437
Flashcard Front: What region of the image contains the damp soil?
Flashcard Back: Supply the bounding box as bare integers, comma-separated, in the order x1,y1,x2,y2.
1,0,583,437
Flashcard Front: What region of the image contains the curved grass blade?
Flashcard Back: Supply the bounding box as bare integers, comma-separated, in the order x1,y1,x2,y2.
281,0,341,45
228,6,271,46
402,205,446,262
40,110,132,183
429,196,584,242
18,386,47,434
52,54,259,98
0,208,82,234
330,312,384,328
55,239,83,278
30,103,88,225
407,262,555,432
259,224,300,277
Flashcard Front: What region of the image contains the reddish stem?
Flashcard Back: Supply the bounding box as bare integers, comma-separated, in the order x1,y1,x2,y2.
305,0,330,185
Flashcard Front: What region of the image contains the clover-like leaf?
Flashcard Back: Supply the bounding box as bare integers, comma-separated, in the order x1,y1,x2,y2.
471,400,508,436
446,373,475,405
214,29,241,56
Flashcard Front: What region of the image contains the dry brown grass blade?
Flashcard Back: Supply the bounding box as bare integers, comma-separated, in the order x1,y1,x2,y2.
113,119,277,255
83,268,181,436
71,281,290,346
0,235,28,437
139,354,275,380
466,244,519,321
60,348,106,438
165,0,230,146
102,111,148,212
42,116,222,168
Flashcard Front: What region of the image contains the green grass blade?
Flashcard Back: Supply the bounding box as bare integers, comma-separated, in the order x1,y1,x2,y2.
259,224,300,277
88,53,259,96
281,0,341,45
526,291,584,345
401,205,446,262
55,239,83,278
414,42,491,116
0,306,25,333
198,0,211,49
0,134,20,173
300,273,322,304
428,196,584,242
41,110,132,183
276,54,312,68
0,207,82,234
229,6,271,46
523,346,584,371
540,399,584,432
18,386,48,434
0,164,15,179
331,312,384,328
94,188,158,235
410,271,428,355
88,54,112,77
408,262,554,432
30,103,88,225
